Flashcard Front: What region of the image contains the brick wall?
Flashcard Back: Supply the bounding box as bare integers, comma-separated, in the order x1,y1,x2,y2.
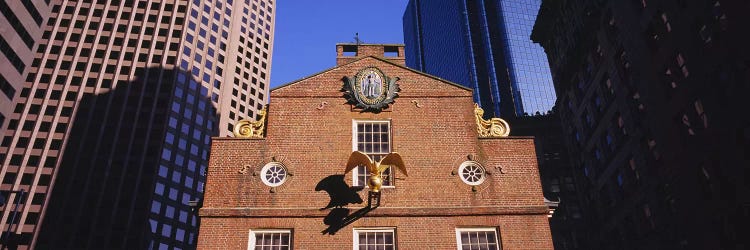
336,44,406,66
199,215,551,250
198,56,552,249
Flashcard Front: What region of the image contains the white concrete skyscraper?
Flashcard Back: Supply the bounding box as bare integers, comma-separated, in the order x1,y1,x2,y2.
0,0,275,249
0,1,52,137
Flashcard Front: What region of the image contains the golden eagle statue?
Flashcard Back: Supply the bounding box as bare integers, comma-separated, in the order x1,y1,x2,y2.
344,151,408,192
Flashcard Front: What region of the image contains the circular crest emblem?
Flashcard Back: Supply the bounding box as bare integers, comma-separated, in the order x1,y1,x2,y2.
356,69,386,104
342,67,400,112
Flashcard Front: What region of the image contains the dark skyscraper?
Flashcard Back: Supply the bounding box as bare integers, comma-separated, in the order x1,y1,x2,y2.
533,0,749,249
36,67,216,249
403,0,556,118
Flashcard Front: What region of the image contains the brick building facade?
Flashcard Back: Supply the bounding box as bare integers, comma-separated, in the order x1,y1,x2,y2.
197,44,552,249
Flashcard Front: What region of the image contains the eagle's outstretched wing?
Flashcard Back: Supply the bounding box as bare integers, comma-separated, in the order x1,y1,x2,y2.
379,152,407,177
344,151,373,174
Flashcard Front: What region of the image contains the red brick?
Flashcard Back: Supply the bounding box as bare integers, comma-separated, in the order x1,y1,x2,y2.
198,54,552,249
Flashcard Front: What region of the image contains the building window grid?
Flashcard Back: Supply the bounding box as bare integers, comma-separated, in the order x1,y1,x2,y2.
1,0,268,244
352,121,392,187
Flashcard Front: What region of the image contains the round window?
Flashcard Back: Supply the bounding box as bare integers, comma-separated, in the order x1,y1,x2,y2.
458,161,486,185
260,162,288,187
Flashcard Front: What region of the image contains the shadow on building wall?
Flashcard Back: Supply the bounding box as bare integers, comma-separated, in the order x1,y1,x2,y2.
316,174,375,235
36,67,216,249
511,111,584,250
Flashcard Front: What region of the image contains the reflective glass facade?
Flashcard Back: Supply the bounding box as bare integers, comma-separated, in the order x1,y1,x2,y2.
148,70,216,248
403,0,475,90
403,0,555,118
498,0,556,115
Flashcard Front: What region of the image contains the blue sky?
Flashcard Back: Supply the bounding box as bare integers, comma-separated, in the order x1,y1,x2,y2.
270,0,410,87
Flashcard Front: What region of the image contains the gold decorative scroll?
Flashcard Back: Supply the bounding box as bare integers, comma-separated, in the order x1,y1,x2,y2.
233,105,267,138
474,103,510,137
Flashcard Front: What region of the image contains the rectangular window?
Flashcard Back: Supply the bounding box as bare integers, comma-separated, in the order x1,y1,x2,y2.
0,113,5,133
0,74,17,99
248,229,292,250
695,100,708,128
0,0,34,49
352,120,392,187
456,228,501,250
353,228,395,250
0,35,26,73
676,53,689,77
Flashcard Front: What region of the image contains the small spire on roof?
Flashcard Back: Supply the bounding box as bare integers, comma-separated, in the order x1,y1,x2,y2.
354,32,362,45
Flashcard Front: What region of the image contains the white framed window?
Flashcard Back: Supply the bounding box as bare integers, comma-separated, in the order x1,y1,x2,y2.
458,161,486,185
248,229,292,250
455,228,501,250
352,120,393,187
260,162,288,187
353,228,396,250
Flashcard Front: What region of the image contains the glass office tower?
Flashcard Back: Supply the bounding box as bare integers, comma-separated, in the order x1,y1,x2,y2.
0,0,275,249
403,0,555,118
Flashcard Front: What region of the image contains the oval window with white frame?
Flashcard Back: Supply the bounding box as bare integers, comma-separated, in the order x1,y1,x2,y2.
260,162,288,187
459,161,486,185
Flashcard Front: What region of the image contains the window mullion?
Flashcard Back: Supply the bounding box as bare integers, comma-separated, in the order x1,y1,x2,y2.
353,121,392,187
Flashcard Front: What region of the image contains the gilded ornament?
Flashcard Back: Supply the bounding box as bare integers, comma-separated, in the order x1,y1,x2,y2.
342,67,400,112
233,105,267,138
343,151,408,192
474,103,510,137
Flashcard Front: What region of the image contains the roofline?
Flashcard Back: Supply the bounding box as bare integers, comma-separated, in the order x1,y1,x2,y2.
335,43,405,46
271,56,472,92
270,64,340,92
